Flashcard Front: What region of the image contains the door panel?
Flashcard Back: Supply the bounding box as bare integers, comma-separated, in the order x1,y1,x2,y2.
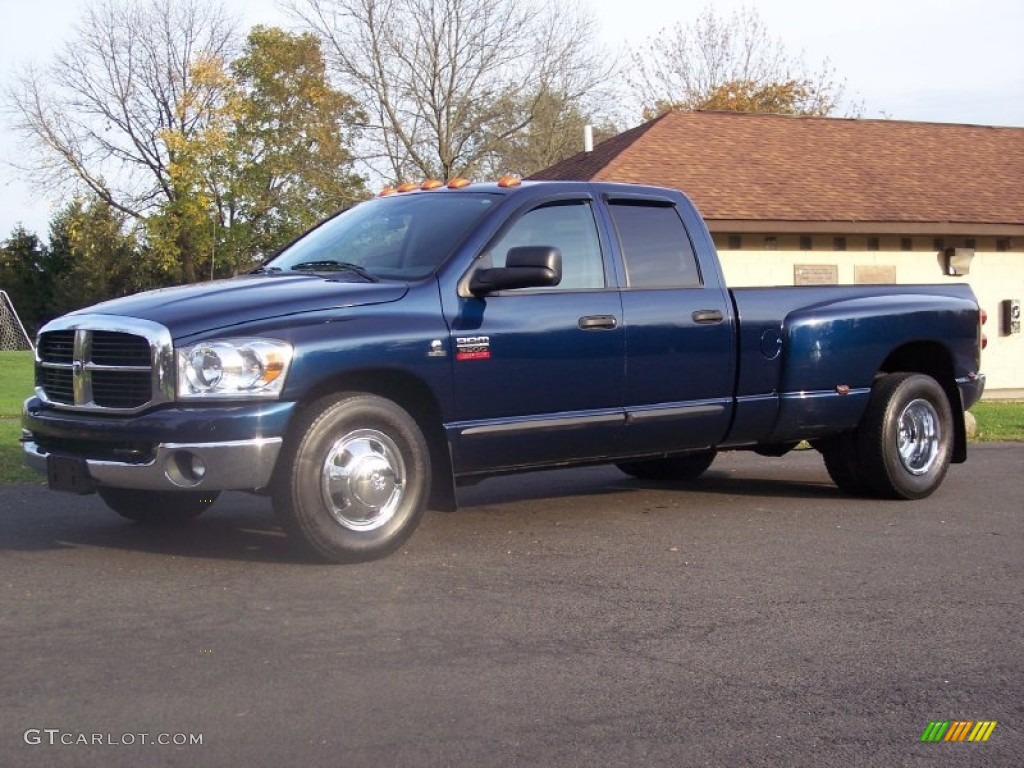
605,199,735,455
442,198,625,473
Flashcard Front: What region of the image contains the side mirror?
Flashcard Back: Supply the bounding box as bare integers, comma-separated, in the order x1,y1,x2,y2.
469,246,562,295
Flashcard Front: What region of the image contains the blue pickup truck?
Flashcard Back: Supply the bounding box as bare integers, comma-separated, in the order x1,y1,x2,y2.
22,180,986,562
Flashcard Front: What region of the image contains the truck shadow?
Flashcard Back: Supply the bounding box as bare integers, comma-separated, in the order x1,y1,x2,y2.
0,490,308,563
1,464,844,562
455,464,841,509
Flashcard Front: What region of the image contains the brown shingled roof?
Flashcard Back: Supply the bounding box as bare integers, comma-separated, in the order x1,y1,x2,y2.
529,112,1024,232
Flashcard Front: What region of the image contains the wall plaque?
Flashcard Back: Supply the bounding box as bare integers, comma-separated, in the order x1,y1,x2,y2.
794,264,838,285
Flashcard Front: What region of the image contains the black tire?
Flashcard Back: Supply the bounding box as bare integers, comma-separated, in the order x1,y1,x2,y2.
272,393,430,563
617,451,717,482
97,487,218,524
818,433,872,496
857,373,953,500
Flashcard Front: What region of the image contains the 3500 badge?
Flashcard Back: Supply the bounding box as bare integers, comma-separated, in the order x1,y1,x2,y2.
456,336,490,361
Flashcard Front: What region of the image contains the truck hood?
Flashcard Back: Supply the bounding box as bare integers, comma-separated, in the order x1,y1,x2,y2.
75,274,409,338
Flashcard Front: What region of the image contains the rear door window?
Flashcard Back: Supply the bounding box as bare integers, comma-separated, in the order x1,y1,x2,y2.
608,201,702,288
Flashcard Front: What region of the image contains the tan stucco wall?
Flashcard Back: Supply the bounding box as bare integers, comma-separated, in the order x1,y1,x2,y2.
712,235,1023,392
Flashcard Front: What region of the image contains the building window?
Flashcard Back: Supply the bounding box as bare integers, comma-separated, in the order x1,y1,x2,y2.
728,234,742,250
933,238,945,251
799,236,812,251
833,236,846,251
900,237,912,251
867,237,880,251
764,236,777,250
997,238,1011,252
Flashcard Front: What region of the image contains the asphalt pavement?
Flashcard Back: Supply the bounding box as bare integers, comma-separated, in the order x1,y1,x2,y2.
1,444,1021,767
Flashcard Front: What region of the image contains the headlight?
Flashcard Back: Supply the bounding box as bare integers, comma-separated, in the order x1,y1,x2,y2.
176,338,293,400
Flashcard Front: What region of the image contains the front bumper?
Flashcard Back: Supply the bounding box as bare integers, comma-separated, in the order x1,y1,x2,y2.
22,397,295,493
24,437,283,492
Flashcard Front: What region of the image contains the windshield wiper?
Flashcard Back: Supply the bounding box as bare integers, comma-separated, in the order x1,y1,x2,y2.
250,265,283,274
289,260,380,282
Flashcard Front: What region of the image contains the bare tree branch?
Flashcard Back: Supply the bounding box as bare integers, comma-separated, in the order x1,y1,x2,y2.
287,0,613,182
3,0,238,218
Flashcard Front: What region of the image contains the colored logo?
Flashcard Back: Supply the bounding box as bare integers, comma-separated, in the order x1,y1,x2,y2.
920,721,997,742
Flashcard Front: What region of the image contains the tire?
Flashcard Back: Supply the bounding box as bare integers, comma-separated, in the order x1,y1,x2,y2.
857,373,953,500
97,487,218,524
617,451,717,482
818,433,872,496
272,393,430,563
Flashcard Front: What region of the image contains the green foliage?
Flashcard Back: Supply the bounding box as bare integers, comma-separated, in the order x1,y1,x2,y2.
147,26,369,278
971,402,1024,442
0,228,50,333
0,351,34,417
0,351,38,484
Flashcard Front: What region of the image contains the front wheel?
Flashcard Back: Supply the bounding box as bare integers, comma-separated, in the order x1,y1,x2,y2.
272,393,430,563
857,373,953,499
98,487,218,524
617,451,717,482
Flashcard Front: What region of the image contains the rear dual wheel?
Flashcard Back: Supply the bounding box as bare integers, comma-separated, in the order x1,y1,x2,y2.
822,373,953,499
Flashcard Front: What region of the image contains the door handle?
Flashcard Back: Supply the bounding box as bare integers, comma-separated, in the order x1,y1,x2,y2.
691,309,724,324
578,315,618,330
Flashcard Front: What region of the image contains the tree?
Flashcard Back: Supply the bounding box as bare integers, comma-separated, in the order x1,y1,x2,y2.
47,199,151,317
6,0,237,282
287,0,613,182
150,26,369,277
6,1,367,284
0,228,50,335
629,6,847,118
218,26,368,267
485,88,618,177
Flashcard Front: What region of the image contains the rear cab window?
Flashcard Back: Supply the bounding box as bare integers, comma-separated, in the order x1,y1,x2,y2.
607,201,702,288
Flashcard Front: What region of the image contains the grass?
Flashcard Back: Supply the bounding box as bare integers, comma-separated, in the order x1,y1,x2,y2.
971,401,1024,442
0,350,39,483
0,349,1021,484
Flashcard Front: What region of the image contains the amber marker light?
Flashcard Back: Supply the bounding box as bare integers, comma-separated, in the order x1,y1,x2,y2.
396,182,419,193
447,178,471,189
421,179,444,190
378,187,396,196
497,175,521,188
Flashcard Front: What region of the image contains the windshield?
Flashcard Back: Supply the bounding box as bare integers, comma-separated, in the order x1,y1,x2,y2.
264,192,498,280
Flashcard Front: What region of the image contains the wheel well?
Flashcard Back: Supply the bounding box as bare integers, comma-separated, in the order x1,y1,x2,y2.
878,342,966,463
295,369,456,510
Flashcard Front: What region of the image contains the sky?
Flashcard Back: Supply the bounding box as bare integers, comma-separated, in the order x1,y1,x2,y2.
1,0,1022,240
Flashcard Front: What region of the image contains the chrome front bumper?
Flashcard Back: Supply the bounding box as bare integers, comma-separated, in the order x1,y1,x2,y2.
24,437,283,492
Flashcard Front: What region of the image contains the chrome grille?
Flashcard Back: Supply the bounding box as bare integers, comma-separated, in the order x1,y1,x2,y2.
90,331,151,366
34,316,174,413
37,330,75,363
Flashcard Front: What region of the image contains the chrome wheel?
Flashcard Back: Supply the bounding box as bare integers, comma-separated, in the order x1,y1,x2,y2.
897,398,940,475
321,428,406,531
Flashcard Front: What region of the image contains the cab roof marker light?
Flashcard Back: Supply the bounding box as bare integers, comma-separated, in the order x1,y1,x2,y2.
447,177,471,189
396,182,419,193
378,187,396,196
421,179,444,190
497,175,522,188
